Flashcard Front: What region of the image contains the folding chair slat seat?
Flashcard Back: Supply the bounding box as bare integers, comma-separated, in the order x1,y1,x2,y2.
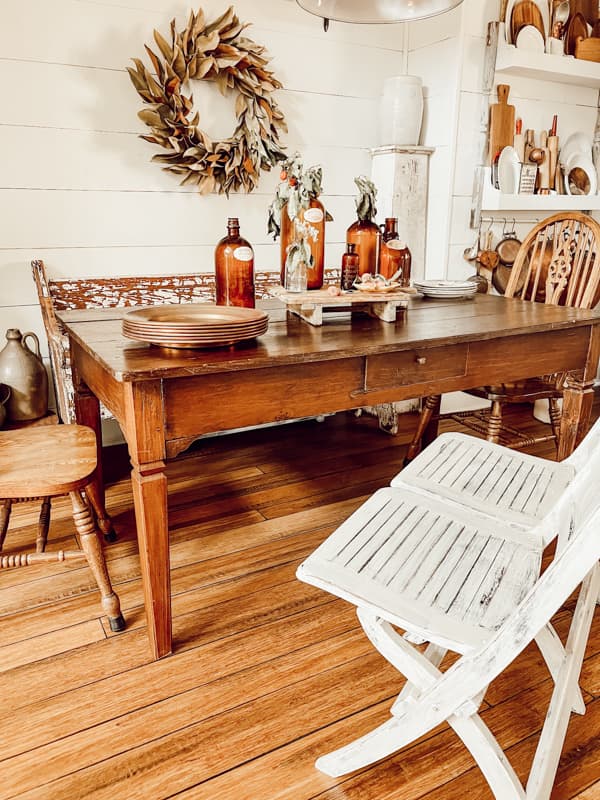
296,418,600,800
299,487,542,652
393,432,575,538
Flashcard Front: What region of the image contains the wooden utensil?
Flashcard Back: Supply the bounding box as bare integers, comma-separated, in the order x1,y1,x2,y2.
570,0,598,24
489,84,516,165
538,131,551,193
565,12,588,55
575,35,600,60
511,0,546,42
513,118,525,162
548,115,559,189
524,129,536,163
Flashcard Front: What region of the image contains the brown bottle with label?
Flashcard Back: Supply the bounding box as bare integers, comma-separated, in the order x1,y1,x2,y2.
378,217,412,286
340,243,360,290
346,218,379,276
215,218,255,308
280,197,325,290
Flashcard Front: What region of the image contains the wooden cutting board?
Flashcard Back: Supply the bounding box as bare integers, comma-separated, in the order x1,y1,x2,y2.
489,84,515,165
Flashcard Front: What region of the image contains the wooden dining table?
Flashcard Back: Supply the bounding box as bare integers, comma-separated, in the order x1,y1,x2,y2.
59,293,600,660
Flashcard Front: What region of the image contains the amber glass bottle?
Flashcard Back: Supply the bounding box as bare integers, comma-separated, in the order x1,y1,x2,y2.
215,218,255,308
346,219,379,276
280,197,325,290
378,217,411,284
340,243,360,290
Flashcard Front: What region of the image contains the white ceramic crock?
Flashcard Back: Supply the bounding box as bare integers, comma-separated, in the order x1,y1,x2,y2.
379,75,424,147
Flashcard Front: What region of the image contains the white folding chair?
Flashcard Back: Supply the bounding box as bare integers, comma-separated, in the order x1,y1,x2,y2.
296,423,600,799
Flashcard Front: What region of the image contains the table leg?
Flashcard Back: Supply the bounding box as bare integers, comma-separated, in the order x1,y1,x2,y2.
558,378,595,461
72,363,111,534
123,383,171,659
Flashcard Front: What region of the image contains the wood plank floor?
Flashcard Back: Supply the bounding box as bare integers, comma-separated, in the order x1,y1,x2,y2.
1,403,599,800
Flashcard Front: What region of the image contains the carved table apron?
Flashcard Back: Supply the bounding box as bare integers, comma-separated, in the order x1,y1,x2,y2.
59,295,600,660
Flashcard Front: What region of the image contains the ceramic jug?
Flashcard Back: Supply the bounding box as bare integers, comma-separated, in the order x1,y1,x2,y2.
0,329,48,421
0,384,10,428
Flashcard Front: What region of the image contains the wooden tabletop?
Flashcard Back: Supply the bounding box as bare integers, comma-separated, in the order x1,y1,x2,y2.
58,295,600,383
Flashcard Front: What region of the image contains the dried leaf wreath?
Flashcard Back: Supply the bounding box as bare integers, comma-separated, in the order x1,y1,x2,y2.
127,5,287,195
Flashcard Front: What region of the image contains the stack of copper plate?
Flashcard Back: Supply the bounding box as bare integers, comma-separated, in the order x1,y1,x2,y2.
122,304,269,349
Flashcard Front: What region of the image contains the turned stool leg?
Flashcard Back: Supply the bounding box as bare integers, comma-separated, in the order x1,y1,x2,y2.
85,481,117,543
69,491,125,632
487,400,503,444
0,499,12,551
36,497,51,553
404,395,440,465
548,397,562,455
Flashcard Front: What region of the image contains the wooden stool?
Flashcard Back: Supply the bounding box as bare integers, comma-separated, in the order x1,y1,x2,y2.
0,424,125,631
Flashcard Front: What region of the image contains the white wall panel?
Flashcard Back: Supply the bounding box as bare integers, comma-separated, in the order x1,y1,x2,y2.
0,126,371,195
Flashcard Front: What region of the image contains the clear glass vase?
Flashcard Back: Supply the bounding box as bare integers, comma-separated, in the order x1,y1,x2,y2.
284,260,308,293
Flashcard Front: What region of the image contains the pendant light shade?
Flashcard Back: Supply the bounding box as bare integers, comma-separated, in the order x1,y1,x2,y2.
296,0,465,24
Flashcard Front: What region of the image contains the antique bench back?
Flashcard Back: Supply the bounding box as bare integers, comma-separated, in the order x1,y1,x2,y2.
31,260,340,422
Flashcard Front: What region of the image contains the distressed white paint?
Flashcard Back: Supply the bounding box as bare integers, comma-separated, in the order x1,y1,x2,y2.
371,146,434,281
297,416,600,798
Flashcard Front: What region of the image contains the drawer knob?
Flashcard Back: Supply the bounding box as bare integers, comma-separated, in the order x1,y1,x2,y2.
416,356,427,365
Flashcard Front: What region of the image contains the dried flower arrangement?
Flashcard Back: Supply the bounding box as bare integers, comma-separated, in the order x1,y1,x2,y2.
267,153,332,283
127,6,287,195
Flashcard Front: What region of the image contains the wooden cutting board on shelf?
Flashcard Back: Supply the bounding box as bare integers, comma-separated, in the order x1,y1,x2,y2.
489,84,515,165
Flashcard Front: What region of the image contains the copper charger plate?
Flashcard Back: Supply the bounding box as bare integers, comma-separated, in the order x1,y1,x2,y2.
122,327,268,349
123,304,268,327
122,303,269,349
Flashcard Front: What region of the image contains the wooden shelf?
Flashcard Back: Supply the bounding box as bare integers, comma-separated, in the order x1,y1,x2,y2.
481,168,600,212
495,23,600,88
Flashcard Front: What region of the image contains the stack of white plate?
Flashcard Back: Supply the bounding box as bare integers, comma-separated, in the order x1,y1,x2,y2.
413,280,478,299
122,303,269,349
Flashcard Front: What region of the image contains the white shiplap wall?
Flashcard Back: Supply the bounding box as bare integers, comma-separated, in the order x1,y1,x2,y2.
408,6,463,278
0,0,408,354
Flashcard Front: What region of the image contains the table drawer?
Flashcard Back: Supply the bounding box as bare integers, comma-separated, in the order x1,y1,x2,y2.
365,344,468,391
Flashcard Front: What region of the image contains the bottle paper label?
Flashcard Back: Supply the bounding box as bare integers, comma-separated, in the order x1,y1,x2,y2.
303,208,324,224
234,246,253,261
386,239,406,250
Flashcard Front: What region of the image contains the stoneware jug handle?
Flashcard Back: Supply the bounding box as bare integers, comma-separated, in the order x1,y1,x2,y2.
22,331,41,360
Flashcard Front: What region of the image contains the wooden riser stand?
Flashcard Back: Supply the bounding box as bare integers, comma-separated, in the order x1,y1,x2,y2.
269,286,414,326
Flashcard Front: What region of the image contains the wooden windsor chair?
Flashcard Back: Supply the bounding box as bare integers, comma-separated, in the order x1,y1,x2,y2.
0,424,125,632
405,211,600,462
296,415,600,799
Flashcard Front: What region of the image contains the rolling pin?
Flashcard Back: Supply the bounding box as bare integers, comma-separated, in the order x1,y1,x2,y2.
513,118,525,162
548,115,559,190
538,131,551,194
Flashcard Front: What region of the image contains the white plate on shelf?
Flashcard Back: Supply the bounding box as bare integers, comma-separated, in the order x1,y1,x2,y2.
505,0,549,44
515,24,545,51
561,132,593,166
498,146,521,194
